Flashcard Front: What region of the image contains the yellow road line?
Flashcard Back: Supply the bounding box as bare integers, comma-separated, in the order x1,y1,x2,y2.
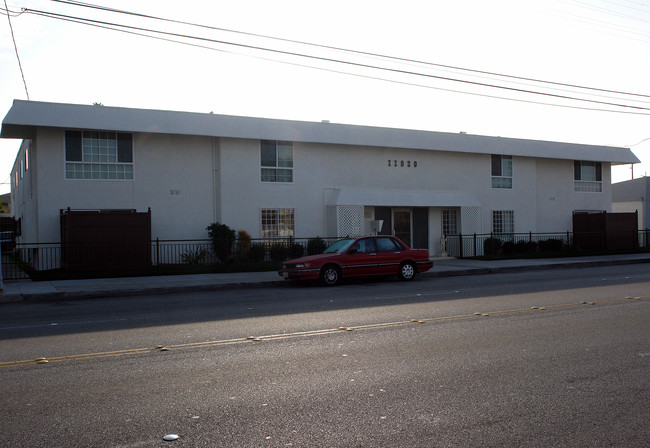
1,295,645,369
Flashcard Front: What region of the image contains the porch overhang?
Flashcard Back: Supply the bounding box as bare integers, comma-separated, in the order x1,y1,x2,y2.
325,188,481,208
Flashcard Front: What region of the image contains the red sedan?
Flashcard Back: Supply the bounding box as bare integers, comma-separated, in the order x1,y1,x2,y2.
278,235,433,286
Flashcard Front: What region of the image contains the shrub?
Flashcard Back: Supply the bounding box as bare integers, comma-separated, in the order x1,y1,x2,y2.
512,240,538,254
248,243,266,262
206,222,236,263
289,243,304,259
269,243,288,262
538,238,563,252
483,237,502,256
307,236,327,255
502,241,516,254
180,247,208,264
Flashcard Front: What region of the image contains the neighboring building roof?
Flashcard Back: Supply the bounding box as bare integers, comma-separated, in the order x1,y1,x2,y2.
612,176,650,202
1,100,640,164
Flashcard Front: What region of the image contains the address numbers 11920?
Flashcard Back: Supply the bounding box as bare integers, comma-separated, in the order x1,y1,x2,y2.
388,160,417,167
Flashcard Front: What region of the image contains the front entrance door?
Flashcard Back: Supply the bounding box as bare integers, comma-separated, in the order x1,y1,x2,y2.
393,209,412,247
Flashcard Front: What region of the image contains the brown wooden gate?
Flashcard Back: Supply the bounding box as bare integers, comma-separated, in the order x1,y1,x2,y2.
60,209,152,272
573,211,638,251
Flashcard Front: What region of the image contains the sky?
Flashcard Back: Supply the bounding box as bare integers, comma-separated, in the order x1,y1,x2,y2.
1,0,649,196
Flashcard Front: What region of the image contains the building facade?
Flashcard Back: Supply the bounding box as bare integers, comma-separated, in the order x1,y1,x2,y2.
612,176,649,230
1,100,639,255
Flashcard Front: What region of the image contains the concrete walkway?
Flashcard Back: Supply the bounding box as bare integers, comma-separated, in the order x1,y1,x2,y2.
2,252,650,303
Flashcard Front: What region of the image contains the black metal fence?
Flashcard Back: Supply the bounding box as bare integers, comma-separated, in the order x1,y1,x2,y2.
2,232,648,281
446,230,650,258
1,237,341,280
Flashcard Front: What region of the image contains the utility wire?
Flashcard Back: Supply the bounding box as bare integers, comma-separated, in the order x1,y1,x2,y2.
21,7,650,113
20,9,650,117
4,0,29,100
2,4,648,116
20,8,649,116
48,0,650,100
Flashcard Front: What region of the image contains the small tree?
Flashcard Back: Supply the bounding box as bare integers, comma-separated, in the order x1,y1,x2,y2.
207,222,236,263
237,230,252,261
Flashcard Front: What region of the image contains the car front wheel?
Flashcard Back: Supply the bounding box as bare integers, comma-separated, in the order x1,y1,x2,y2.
398,262,416,281
320,265,341,286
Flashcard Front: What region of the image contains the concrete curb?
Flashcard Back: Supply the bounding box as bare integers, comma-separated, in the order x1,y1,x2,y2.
2,280,286,304
2,256,649,304
424,256,650,277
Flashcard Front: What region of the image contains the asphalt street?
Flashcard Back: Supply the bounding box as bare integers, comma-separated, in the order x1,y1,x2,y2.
1,265,648,447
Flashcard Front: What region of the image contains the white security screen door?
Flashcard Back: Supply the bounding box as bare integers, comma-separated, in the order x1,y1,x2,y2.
393,209,412,247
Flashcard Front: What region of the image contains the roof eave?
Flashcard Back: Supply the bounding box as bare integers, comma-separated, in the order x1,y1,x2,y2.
0,100,641,164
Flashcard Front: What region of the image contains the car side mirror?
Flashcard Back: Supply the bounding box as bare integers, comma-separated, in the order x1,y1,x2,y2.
348,248,358,254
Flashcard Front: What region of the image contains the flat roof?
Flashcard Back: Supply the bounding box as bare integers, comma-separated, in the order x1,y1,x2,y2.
1,100,640,164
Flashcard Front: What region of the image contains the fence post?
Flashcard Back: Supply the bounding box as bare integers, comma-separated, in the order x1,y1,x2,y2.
459,233,464,259
529,231,532,253
473,233,477,257
156,238,160,266
490,232,494,259
288,235,293,258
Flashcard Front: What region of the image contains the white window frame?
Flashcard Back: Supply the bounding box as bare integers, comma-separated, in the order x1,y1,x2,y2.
442,209,458,236
491,155,513,189
261,140,293,183
492,210,514,236
65,130,134,180
261,208,295,239
574,161,602,192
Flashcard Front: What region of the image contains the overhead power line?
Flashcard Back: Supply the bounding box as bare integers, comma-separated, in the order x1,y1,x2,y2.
48,0,650,101
12,8,644,116
3,0,29,100
4,1,649,115
23,6,650,113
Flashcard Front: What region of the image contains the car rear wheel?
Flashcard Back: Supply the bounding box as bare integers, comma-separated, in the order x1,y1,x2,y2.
398,262,416,281
320,265,341,286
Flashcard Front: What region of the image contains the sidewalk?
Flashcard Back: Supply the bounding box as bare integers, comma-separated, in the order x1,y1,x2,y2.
2,252,650,303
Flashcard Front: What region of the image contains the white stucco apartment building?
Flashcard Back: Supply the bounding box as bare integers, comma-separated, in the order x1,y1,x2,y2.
1,100,639,255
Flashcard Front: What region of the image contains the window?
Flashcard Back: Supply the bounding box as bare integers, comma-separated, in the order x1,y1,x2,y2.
65,130,133,180
492,210,514,235
261,140,293,182
442,209,458,236
261,208,295,238
351,238,377,253
491,155,512,189
376,237,404,251
574,161,602,192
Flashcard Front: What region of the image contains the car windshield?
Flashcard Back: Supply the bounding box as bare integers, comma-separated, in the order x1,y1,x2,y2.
323,238,356,254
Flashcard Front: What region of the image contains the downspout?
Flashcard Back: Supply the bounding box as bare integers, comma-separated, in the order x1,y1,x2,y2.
212,137,221,224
